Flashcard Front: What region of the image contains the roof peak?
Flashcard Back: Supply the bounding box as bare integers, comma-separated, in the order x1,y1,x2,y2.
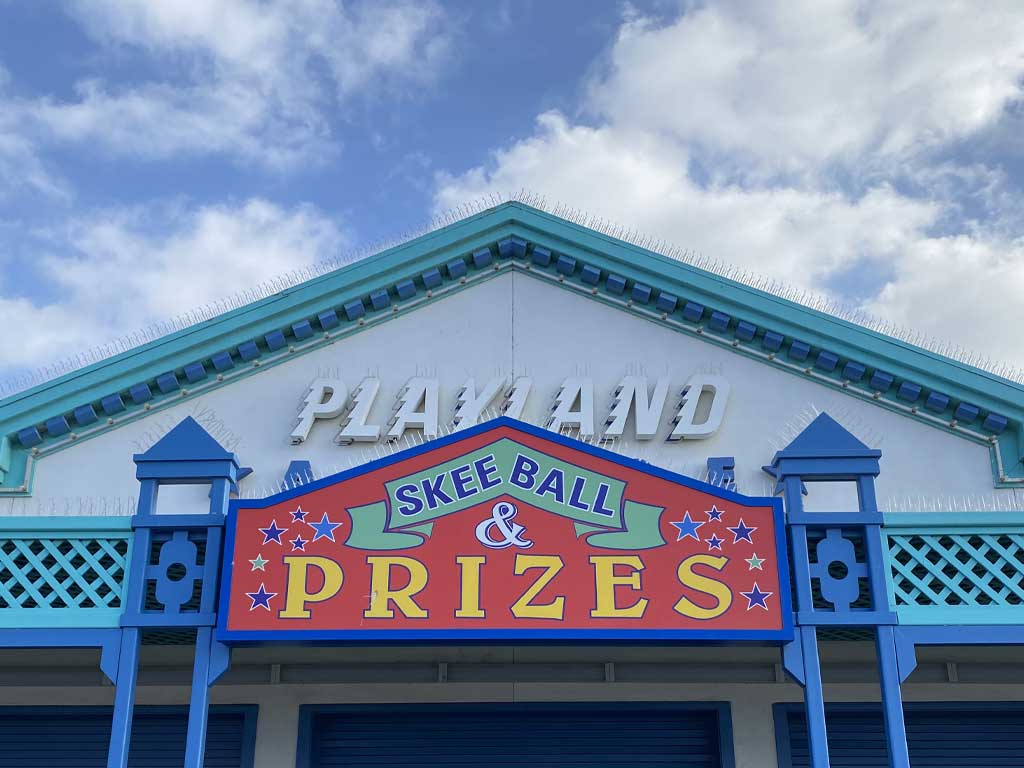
3,194,1023,490
6,191,1024,403
3,191,1023,402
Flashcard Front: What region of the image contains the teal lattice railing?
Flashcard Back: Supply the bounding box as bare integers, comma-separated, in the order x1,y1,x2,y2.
2,512,1021,630
885,513,1024,625
0,517,132,628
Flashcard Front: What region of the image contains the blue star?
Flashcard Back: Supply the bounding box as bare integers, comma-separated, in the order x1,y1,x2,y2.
308,512,342,542
246,583,276,611
259,519,287,545
728,518,757,544
289,534,308,552
670,512,705,541
290,506,308,522
705,505,725,522
741,582,773,610
706,533,724,550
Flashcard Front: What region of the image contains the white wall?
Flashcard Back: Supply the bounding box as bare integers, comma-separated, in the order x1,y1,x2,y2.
13,272,1009,516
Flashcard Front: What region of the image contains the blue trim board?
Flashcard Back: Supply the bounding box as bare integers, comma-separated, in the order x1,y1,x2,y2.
217,627,795,644
2,202,1022,493
216,416,793,645
295,702,736,768
0,628,119,648
772,701,799,768
884,511,1024,529
899,625,1024,645
0,515,132,532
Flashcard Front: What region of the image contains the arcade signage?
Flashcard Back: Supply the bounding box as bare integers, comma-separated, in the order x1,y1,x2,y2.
219,418,791,642
289,373,731,445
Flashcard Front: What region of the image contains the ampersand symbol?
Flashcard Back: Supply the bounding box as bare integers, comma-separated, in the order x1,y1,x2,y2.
475,501,533,550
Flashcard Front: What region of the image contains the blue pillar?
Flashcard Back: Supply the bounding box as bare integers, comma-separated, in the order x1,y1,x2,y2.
106,628,140,768
185,627,214,768
107,477,156,768
862,476,910,768
780,472,831,768
799,627,830,768
877,625,911,767
106,417,240,768
183,476,231,767
766,413,908,768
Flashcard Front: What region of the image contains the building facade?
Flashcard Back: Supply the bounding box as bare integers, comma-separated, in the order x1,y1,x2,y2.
1,201,1023,767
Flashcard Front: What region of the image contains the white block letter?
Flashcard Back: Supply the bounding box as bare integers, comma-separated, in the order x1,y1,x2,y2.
291,379,348,444
453,377,508,429
604,376,669,440
547,378,595,436
669,375,730,441
336,377,381,444
502,377,533,420
387,378,439,439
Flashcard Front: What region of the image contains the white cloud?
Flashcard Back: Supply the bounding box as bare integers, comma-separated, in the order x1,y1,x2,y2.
69,0,450,99
864,234,1024,365
435,113,939,286
9,0,450,169
0,66,67,199
0,199,344,373
586,0,1024,177
435,2,1024,365
24,78,330,169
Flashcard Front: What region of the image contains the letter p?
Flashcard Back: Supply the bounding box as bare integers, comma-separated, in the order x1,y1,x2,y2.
279,556,344,619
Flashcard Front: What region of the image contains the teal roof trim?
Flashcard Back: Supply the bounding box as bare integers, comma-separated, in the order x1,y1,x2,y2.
2,201,1023,492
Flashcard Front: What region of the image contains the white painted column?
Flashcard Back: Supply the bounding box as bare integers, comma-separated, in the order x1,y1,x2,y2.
730,690,781,768
251,689,301,768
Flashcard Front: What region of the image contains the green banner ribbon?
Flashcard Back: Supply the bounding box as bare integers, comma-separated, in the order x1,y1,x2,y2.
344,438,665,550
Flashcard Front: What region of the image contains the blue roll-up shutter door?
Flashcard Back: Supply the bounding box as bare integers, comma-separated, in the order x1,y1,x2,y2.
0,706,255,767
780,704,1024,766
304,704,727,767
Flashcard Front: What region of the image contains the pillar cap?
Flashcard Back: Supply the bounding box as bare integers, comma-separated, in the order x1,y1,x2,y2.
133,416,239,481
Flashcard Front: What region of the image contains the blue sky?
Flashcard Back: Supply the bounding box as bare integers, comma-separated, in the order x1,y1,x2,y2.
2,1,1024,388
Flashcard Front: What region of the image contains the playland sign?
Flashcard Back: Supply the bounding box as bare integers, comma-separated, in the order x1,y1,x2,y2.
219,419,790,642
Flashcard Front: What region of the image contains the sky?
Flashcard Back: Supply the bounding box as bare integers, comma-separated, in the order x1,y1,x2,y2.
2,0,1024,389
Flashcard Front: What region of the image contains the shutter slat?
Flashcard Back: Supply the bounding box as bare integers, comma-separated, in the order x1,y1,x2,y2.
309,708,722,767
0,708,249,767
783,706,1024,767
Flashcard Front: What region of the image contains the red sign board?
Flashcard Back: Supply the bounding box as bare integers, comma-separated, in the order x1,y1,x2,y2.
218,418,791,642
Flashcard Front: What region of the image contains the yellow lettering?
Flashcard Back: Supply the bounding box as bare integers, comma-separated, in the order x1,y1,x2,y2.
673,554,732,619
364,556,429,619
278,556,344,619
455,555,486,618
510,554,565,620
589,555,648,618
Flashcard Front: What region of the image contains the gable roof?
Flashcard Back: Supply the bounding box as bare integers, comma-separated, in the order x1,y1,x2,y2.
780,412,875,456
2,201,1023,492
136,416,238,463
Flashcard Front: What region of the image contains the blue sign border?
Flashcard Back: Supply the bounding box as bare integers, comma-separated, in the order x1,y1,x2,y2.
216,416,793,644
